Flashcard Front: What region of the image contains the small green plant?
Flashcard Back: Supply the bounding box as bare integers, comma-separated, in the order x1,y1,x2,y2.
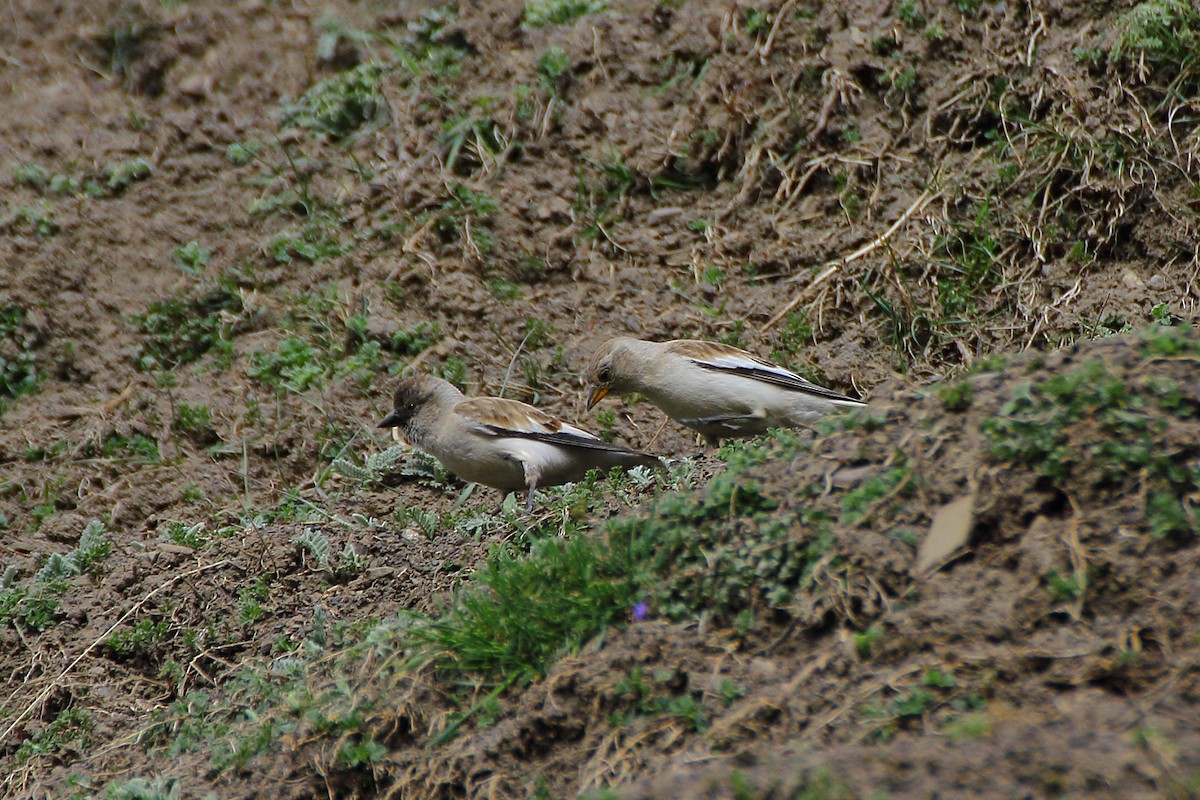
131,278,243,370
839,458,912,525
239,578,271,625
331,445,410,485
293,529,370,579
896,0,925,28
14,203,57,236
101,432,160,461
226,139,262,165
181,482,206,504
943,710,992,740
594,408,618,443
249,336,323,392
388,321,441,356
104,157,152,193
855,625,884,658
1046,570,1084,603
1147,489,1196,541
15,707,93,764
336,737,387,768
717,679,746,707
48,173,79,195
172,240,211,275
104,776,184,800
744,8,769,34
485,278,521,300
524,0,606,27
774,310,812,362
105,618,170,659
983,352,1199,543
294,528,333,568
432,182,498,241
162,521,208,549
934,201,1001,325
73,520,114,574
0,580,62,632
0,306,41,406
936,380,974,412
282,62,386,141
537,46,571,93
13,162,49,188
174,403,213,435
266,213,346,263
890,66,918,92
407,533,642,684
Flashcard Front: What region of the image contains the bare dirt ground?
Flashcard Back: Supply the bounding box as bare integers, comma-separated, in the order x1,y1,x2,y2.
1,0,1198,797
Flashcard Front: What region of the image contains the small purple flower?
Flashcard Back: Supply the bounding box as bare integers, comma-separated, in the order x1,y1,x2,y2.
632,600,650,621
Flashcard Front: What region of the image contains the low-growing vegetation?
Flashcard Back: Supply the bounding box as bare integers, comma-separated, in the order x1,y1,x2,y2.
3,0,1199,796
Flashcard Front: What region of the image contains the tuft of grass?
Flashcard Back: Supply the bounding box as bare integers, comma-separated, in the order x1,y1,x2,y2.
1112,0,1200,102
407,533,643,683
934,201,1001,327
896,0,925,28
943,711,992,740
173,403,213,434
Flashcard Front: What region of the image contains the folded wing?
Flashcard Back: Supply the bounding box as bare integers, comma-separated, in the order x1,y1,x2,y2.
666,340,863,405
455,397,658,457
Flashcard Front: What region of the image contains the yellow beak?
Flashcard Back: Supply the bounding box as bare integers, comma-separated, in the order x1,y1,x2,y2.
586,386,609,410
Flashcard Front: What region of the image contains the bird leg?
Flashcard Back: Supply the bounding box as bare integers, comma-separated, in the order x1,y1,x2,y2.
522,462,541,515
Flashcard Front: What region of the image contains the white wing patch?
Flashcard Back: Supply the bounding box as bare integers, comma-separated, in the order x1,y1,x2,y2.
556,421,602,441
691,351,804,383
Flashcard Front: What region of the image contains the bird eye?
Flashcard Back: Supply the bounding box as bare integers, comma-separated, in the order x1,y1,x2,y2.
598,366,612,383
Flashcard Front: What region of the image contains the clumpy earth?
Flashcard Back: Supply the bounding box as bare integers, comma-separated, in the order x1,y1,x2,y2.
1,0,1198,797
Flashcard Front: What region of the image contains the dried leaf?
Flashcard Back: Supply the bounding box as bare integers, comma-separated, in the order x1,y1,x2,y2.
916,493,975,574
